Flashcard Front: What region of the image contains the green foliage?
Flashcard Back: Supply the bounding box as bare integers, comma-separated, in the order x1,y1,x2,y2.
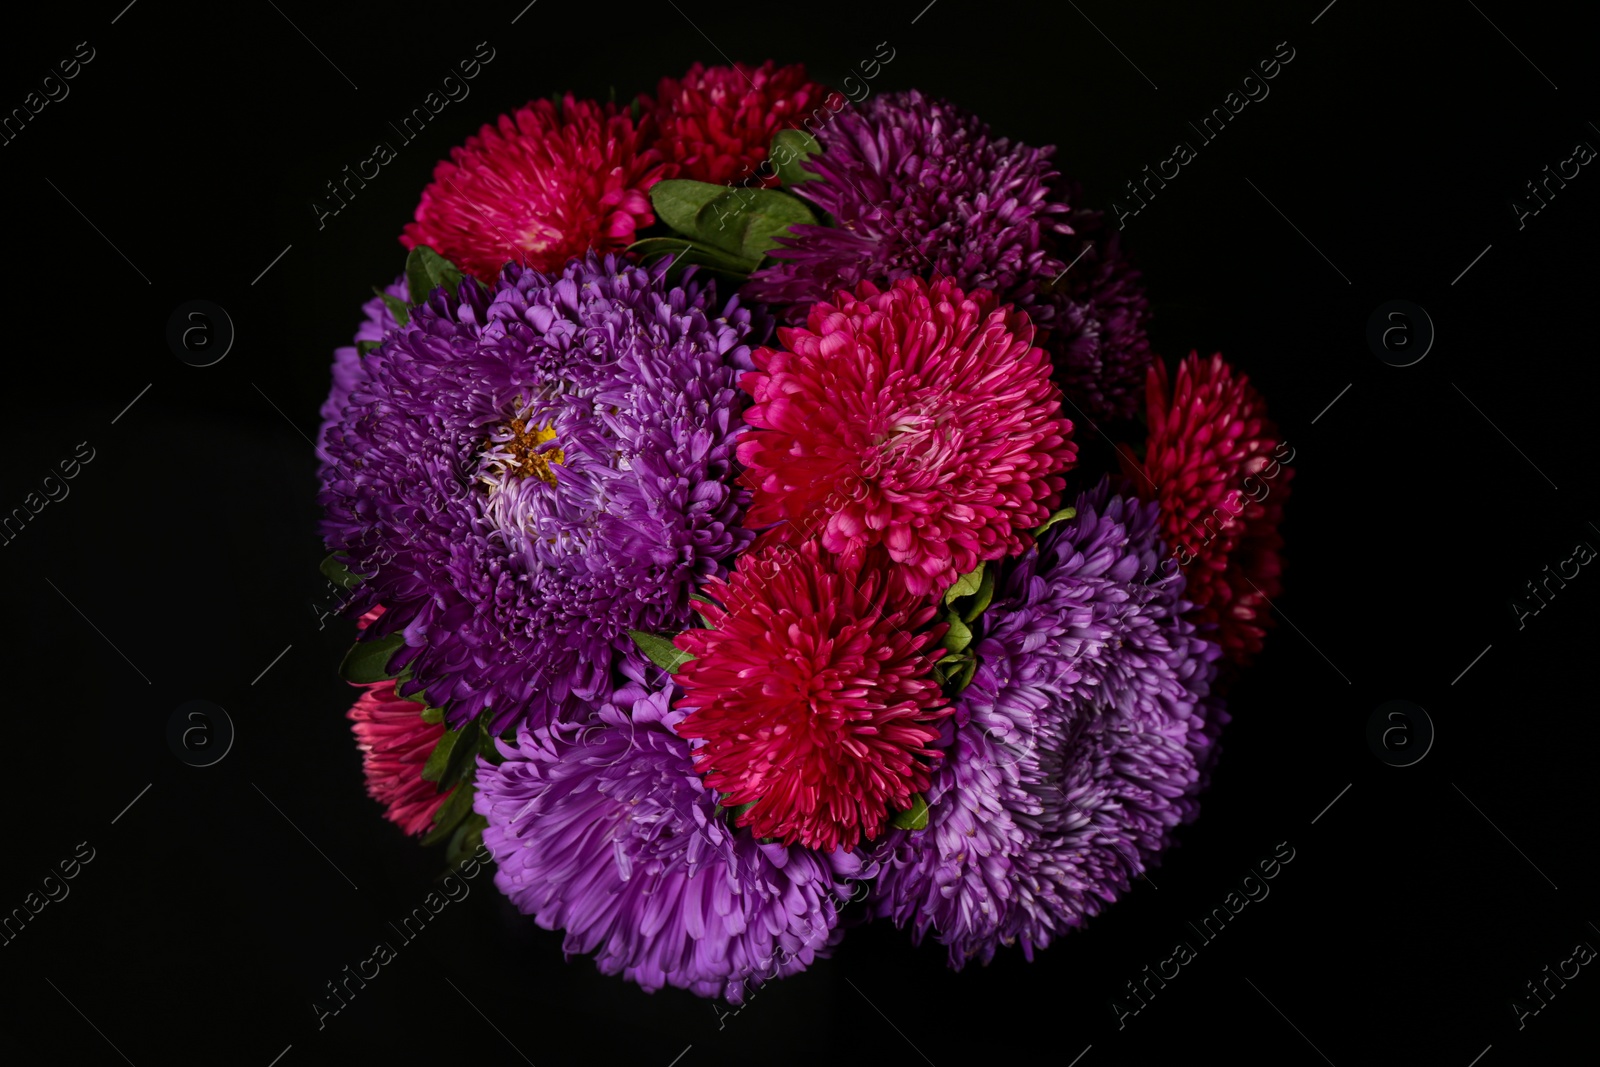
888,794,930,831
628,629,694,673
404,245,466,305
647,179,818,267
769,128,822,186
339,632,405,683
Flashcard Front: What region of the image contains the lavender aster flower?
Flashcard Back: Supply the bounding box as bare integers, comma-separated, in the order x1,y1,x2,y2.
743,90,1152,423
474,683,870,1001
317,276,406,452
319,254,758,733
870,476,1222,966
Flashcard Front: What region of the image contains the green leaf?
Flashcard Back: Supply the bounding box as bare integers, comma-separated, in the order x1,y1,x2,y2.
933,649,968,683
649,180,730,235
943,562,985,605
627,235,760,276
443,813,488,870
419,705,445,724
356,339,382,356
961,565,997,624
320,552,363,591
421,726,461,784
374,286,409,328
404,245,465,305
423,720,481,789
1034,506,1077,536
648,180,818,263
888,794,929,831
339,632,405,683
697,187,817,262
628,629,694,673
951,656,978,693
769,128,822,186
478,722,507,766
420,782,476,846
717,799,757,823
443,722,481,788
941,614,973,654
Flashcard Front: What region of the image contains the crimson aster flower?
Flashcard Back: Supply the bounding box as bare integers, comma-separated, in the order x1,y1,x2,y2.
650,61,830,186
1127,353,1292,664
737,275,1076,598
671,540,952,852
743,89,1153,423
400,95,665,280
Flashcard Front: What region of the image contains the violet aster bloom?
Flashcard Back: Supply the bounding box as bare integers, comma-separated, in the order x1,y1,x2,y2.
743,90,1152,423
319,254,758,733
870,477,1222,966
475,683,871,1001
317,276,406,452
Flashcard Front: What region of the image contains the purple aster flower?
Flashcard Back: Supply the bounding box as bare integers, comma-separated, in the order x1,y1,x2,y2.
869,476,1222,967
317,276,406,452
743,89,1153,423
319,254,759,733
1048,211,1155,425
474,682,871,1001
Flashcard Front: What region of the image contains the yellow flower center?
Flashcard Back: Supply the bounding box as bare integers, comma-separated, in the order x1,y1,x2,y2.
497,418,564,486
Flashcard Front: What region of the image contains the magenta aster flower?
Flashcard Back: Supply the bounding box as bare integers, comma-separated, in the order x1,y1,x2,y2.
319,255,757,734
401,95,665,280
737,275,1076,598
743,89,1152,423
650,61,831,187
871,478,1222,965
672,540,951,853
475,682,871,1002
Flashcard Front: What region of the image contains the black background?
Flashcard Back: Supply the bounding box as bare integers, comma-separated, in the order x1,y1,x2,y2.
3,1,1598,1064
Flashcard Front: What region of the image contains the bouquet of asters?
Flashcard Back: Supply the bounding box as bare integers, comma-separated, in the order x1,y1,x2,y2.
316,60,1292,1001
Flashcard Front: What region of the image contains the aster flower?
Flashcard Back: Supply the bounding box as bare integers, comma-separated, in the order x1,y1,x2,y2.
345,609,455,836
348,679,456,836
1126,353,1292,664
1048,212,1154,424
650,61,831,186
737,275,1076,598
401,95,665,281
742,89,1152,424
317,276,406,453
319,254,757,734
672,540,951,853
475,682,870,1002
871,478,1222,965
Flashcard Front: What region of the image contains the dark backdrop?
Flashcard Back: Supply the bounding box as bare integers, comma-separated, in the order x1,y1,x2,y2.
4,1,1598,1064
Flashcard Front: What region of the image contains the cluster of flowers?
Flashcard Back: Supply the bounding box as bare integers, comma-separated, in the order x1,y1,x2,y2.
317,60,1292,1000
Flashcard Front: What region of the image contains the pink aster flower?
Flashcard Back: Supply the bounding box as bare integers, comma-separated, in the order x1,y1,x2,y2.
737,275,1077,598
1127,352,1293,664
347,681,455,836
400,95,665,280
650,61,831,187
344,606,454,835
672,540,952,853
